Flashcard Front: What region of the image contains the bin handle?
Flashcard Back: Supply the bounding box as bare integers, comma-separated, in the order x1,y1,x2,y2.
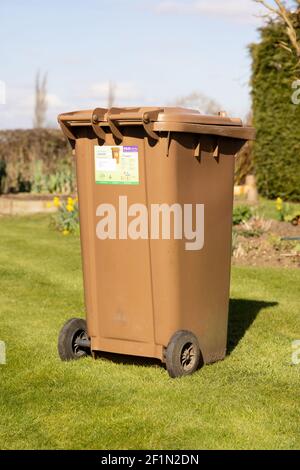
92,108,107,142
58,115,76,141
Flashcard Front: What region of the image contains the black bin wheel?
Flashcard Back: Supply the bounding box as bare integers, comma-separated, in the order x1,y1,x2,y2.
165,330,202,378
58,318,90,361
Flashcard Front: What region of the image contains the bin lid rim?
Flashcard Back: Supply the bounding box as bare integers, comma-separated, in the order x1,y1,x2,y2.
58,106,244,127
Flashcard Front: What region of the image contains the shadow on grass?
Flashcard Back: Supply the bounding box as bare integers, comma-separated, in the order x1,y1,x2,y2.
227,299,278,355
95,351,162,369
94,299,278,368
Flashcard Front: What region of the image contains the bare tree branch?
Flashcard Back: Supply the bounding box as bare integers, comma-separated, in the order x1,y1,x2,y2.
174,92,221,115
255,0,300,58
255,0,279,16
33,71,47,128
107,81,116,108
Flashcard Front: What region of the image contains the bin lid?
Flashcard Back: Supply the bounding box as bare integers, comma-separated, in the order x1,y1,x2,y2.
150,107,243,127
58,107,255,141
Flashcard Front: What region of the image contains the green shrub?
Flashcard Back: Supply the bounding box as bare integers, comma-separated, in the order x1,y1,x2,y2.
234,114,254,185
0,159,6,193
30,160,75,195
232,205,252,226
0,129,74,194
45,165,75,194
32,160,44,193
250,14,300,201
235,141,254,185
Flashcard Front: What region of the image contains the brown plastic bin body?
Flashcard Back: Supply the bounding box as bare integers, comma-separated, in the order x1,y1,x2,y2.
58,107,255,374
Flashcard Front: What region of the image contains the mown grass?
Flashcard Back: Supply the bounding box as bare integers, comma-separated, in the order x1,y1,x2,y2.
0,215,299,450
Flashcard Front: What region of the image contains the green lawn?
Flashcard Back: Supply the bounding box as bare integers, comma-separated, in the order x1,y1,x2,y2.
0,215,299,450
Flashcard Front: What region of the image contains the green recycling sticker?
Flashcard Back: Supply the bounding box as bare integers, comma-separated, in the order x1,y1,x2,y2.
94,145,139,185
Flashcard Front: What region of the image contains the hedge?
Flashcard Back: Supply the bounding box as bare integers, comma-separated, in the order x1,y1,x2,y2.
0,129,74,194
250,15,300,201
235,114,254,185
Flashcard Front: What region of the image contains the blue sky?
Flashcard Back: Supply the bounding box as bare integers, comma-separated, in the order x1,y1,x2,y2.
0,0,289,128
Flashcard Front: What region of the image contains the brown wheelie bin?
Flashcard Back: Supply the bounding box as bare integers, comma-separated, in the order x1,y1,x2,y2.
57,107,255,378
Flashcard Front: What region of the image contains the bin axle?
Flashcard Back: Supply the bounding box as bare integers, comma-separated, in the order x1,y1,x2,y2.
75,338,91,349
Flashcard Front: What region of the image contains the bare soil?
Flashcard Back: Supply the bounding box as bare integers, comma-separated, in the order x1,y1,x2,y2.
232,220,300,268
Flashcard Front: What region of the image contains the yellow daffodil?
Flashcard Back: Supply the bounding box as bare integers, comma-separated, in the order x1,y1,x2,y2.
53,196,61,208
276,197,283,212
66,204,74,212
63,229,69,236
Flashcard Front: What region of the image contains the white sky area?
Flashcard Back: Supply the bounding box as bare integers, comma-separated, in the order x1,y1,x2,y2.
0,0,294,128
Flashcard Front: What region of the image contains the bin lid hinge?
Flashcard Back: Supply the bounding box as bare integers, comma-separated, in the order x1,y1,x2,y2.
107,108,124,143
92,108,108,142
143,109,163,141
